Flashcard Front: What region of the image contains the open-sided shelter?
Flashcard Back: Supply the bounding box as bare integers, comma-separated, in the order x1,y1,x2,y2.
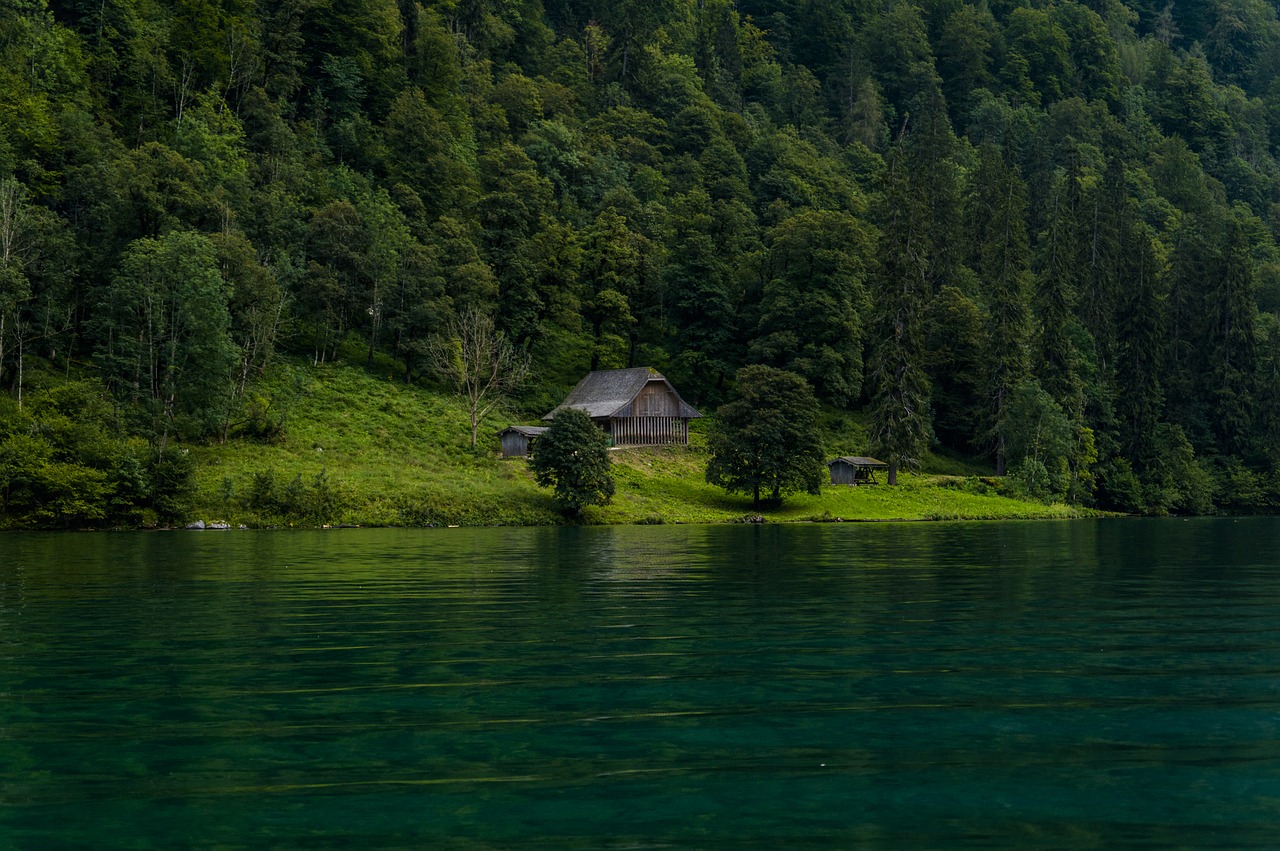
496,425,548,458
828,456,889,485
544,367,701,446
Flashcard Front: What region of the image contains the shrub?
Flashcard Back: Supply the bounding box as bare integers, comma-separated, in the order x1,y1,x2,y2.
530,408,615,516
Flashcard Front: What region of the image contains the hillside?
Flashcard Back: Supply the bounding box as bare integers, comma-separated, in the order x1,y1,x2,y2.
177,360,1089,527
5,0,1280,525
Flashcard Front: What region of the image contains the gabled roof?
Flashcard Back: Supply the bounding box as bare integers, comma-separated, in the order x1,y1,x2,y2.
496,425,549,437
544,367,702,420
829,456,888,468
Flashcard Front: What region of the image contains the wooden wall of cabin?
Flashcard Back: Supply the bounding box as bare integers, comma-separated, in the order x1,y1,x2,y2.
628,383,680,417
501,433,530,457
610,416,689,445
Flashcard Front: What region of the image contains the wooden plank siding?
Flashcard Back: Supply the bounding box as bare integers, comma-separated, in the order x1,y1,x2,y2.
610,416,689,446
630,383,679,417
500,432,531,457
497,426,549,458
545,368,701,446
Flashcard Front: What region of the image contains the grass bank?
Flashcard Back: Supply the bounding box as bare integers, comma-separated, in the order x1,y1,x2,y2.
187,361,1098,527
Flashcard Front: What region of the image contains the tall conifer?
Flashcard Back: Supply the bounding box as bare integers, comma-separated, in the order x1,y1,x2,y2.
970,143,1032,475
868,134,932,485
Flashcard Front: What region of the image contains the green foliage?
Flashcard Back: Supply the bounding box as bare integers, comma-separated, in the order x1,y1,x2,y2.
868,139,935,484
529,407,615,516
1097,457,1146,514
1002,380,1075,500
1142,423,1214,514
752,210,872,405
240,465,345,524
94,231,236,440
8,0,1280,524
970,143,1033,475
706,365,825,507
0,382,196,527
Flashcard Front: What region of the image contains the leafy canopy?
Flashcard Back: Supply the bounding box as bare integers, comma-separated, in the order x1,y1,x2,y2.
705,365,825,507
529,407,615,516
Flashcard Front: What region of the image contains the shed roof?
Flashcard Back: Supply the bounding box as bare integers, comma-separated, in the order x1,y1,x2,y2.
496,425,549,437
544,367,701,421
829,456,889,468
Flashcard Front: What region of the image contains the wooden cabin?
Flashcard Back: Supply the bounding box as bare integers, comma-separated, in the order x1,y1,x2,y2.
497,425,548,458
544,367,701,446
829,456,889,485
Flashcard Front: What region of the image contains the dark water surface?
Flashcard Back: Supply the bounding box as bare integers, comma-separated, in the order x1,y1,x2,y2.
3,519,1280,848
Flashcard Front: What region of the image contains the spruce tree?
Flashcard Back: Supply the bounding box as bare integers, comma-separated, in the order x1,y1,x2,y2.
868,141,932,486
1208,213,1258,458
970,143,1033,475
1077,156,1127,431
1033,166,1085,423
1164,213,1214,446
1116,220,1166,461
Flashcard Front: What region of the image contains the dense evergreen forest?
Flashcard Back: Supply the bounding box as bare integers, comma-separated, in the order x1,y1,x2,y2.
5,0,1280,523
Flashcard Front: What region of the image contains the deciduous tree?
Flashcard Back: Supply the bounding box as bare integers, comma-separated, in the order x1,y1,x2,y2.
530,407,614,516
705,365,825,507
93,231,236,444
427,308,530,449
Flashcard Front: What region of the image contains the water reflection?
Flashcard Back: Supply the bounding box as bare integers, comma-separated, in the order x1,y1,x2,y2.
2,520,1280,847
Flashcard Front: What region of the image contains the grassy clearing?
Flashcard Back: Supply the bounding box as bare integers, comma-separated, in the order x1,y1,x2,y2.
187,359,1099,527
599,443,1088,524
189,361,560,527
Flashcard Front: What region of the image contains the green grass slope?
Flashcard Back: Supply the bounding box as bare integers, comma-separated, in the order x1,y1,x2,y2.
187,361,1097,527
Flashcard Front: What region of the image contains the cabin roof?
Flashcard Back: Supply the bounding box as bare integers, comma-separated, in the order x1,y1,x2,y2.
496,425,549,437
544,367,702,420
829,456,889,468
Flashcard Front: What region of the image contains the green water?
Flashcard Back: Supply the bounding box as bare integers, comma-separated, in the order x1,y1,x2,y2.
2,519,1280,848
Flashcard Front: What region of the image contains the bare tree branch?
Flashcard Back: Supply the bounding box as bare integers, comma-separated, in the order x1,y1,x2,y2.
427,308,530,448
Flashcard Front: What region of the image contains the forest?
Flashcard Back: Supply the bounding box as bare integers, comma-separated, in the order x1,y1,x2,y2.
4,0,1280,525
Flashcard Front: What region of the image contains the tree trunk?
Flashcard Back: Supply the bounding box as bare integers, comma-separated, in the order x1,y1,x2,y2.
16,326,23,410
888,461,898,486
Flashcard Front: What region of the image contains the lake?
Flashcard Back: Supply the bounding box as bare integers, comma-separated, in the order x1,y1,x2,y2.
2,519,1280,847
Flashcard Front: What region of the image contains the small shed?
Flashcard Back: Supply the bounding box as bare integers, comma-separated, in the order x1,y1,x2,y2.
497,425,548,458
829,456,889,485
544,367,701,446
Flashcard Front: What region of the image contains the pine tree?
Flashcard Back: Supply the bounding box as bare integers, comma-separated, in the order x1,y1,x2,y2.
970,143,1033,475
1208,212,1258,458
1163,212,1213,446
1033,165,1085,423
1115,219,1166,464
1077,156,1127,430
868,141,932,486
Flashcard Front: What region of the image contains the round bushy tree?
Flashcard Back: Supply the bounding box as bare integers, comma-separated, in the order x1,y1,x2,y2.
706,365,825,507
530,408,615,516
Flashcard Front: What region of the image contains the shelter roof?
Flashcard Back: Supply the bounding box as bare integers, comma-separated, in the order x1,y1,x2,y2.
544,368,701,420
496,425,549,437
829,456,889,468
